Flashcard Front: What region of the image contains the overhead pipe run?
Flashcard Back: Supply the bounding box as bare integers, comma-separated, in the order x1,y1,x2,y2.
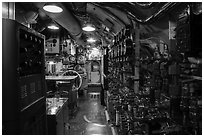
33,2,179,44
131,2,178,23
142,2,178,23
104,7,132,26
134,2,156,9
34,2,84,44
88,13,114,43
99,2,179,24
87,3,124,35
91,3,126,27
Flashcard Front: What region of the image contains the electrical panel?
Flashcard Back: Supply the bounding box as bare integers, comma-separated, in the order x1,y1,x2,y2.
2,18,46,134
105,3,201,135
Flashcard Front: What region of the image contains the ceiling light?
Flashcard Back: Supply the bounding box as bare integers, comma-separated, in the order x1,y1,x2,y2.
43,3,63,13
87,38,96,43
48,61,55,65
48,25,59,30
82,24,95,32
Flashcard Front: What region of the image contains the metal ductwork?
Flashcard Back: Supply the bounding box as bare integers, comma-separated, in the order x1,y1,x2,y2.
134,2,156,9
34,2,84,45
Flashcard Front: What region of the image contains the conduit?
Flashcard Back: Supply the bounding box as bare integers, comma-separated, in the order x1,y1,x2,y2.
105,110,110,123
34,2,84,44
99,2,179,24
111,126,116,135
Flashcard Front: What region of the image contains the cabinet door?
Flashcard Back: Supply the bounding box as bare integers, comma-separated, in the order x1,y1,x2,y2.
63,103,69,134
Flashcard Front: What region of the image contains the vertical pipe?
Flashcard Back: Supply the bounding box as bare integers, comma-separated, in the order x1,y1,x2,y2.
134,22,140,93
9,2,15,20
111,126,117,135
101,51,104,85
105,110,110,122
2,2,15,20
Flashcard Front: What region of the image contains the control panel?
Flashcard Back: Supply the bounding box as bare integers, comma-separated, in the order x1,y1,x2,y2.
2,18,46,134
19,29,44,76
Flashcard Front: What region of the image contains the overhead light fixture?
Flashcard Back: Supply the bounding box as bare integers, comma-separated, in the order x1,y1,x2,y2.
48,20,59,30
48,25,59,30
48,61,55,65
82,13,95,31
82,24,95,32
43,3,63,13
87,38,96,43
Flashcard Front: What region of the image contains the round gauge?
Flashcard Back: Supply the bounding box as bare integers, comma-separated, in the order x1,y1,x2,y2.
78,46,83,53
77,55,85,63
69,55,75,62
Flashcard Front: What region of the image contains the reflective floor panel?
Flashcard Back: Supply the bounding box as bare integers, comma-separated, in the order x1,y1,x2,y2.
66,95,112,135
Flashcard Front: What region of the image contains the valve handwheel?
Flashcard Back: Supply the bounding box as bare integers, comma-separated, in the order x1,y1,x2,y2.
61,70,82,90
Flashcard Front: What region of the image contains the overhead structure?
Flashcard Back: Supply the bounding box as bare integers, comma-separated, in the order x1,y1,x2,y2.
16,2,182,46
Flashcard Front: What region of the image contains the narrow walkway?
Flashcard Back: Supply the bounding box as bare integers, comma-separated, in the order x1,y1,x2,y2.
66,94,112,135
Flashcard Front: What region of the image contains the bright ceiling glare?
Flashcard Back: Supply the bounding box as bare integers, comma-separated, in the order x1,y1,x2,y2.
48,61,55,65
87,38,96,43
48,25,59,30
43,4,63,13
82,25,96,32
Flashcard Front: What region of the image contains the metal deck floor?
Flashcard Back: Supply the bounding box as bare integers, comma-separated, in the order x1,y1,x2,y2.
66,95,112,135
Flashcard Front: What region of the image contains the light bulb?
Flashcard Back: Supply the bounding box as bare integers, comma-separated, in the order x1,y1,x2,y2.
82,25,95,32
48,25,59,30
87,38,96,43
43,4,63,13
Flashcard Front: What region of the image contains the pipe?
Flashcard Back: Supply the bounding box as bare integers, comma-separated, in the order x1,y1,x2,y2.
105,110,110,122
134,2,156,9
111,126,116,135
99,2,179,24
133,2,177,23
90,3,126,26
34,2,84,44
